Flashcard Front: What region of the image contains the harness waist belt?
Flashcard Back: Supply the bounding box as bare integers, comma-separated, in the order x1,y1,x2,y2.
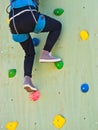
9,9,37,21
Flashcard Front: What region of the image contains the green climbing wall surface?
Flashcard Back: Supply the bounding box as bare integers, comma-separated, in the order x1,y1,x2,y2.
1,0,98,130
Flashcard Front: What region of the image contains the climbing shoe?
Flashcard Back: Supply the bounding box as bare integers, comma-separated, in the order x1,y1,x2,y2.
39,50,61,63
23,76,37,92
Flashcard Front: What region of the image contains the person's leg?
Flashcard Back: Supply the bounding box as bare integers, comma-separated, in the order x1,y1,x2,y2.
19,35,37,92
9,8,39,92
39,15,62,62
42,15,62,51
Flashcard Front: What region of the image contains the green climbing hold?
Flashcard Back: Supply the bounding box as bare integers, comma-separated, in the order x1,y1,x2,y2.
54,61,64,69
8,69,16,78
54,8,64,16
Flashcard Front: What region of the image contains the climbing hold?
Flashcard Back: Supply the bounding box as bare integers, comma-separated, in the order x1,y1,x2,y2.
8,69,16,78
32,38,40,46
53,114,66,129
54,8,64,16
29,90,40,101
6,121,18,130
80,83,89,93
80,30,89,40
54,61,64,69
6,18,10,24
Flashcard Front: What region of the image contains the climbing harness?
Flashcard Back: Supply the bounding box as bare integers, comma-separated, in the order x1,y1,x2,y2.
27,0,46,33
6,0,46,42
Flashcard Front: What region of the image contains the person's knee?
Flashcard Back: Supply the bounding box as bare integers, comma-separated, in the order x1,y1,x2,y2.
20,38,35,56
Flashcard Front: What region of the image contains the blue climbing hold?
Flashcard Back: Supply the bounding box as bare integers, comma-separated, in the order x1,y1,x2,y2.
80,83,89,93
32,38,40,46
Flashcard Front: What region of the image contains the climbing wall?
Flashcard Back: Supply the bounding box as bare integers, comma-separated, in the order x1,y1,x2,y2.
1,0,98,130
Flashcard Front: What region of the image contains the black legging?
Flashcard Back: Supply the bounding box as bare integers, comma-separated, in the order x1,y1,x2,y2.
9,6,62,77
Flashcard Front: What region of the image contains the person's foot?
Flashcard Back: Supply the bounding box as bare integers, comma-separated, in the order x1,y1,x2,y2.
39,50,61,63
23,76,37,92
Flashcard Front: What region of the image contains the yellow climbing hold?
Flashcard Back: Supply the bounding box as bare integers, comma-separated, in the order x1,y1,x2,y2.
6,18,10,24
53,114,66,129
6,121,18,130
80,30,89,40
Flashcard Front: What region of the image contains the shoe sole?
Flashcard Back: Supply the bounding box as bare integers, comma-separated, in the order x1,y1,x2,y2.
39,59,61,63
24,85,37,92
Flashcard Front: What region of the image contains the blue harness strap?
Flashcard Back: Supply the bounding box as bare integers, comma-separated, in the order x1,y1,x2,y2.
12,34,29,42
34,14,46,33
